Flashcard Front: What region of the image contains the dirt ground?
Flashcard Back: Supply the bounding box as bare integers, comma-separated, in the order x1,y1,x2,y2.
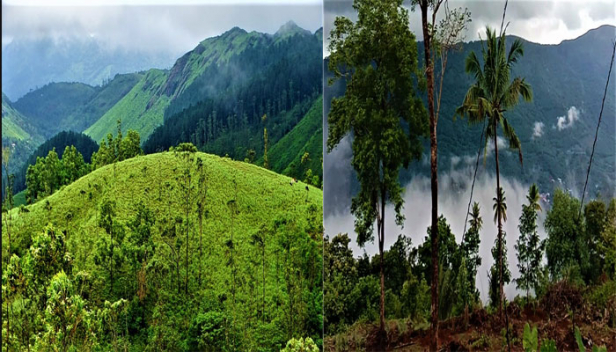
325,300,616,351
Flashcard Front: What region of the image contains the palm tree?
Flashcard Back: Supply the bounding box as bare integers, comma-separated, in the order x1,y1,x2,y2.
469,202,483,232
526,183,542,213
457,26,532,318
492,186,507,315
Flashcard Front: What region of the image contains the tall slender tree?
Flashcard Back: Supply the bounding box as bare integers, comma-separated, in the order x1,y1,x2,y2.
492,186,508,315
515,184,543,304
327,0,427,336
456,25,532,318
461,202,482,306
411,2,471,347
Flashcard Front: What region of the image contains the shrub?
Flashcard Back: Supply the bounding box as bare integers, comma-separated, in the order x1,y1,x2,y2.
281,337,319,352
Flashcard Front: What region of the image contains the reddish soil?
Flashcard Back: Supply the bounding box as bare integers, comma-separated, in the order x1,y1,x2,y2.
326,300,616,351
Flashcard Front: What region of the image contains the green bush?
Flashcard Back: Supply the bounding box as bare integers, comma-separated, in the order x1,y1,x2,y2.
281,337,319,352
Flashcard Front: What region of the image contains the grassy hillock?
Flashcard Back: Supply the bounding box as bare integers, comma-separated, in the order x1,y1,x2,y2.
3,151,323,350
8,151,321,239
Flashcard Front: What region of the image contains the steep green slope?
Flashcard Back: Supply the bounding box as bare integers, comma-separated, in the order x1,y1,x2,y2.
4,151,322,349
267,96,323,179
64,72,143,132
7,74,142,140
143,24,323,177
1,93,44,192
2,93,33,141
84,69,170,143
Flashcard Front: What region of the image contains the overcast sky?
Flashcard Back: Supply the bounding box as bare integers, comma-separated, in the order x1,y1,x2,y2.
324,0,615,56
2,0,322,55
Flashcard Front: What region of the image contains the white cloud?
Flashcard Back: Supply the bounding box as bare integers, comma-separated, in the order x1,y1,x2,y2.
324,167,548,303
533,121,545,138
486,136,508,155
556,106,580,130
323,0,615,57
3,0,320,5
2,3,323,55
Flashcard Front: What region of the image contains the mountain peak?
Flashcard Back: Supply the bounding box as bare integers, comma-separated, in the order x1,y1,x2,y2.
275,21,310,37
222,26,247,37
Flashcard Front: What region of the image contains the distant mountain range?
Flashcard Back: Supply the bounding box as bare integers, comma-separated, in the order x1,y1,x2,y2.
2,21,323,196
1,35,178,101
324,25,616,213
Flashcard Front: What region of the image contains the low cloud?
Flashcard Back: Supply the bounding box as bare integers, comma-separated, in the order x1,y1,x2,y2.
2,4,323,55
533,121,545,138
486,136,508,155
324,166,548,304
556,106,580,130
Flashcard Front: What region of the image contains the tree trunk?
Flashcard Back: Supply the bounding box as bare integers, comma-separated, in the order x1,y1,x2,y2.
6,298,9,352
494,130,504,320
185,188,190,295
379,190,386,336
419,3,439,350
263,244,266,323
198,214,203,289
110,233,114,297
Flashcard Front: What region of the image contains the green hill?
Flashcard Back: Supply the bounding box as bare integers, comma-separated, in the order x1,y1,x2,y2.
3,151,323,350
11,74,142,141
84,69,170,143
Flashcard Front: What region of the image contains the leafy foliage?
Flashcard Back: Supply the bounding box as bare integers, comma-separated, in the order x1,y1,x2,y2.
25,146,90,204
12,131,98,193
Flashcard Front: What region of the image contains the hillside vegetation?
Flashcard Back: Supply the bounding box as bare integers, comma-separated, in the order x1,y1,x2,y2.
3,151,323,350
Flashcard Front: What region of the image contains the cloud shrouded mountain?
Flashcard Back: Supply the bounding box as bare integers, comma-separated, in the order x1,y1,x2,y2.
1,35,177,101
323,25,616,300
3,22,324,198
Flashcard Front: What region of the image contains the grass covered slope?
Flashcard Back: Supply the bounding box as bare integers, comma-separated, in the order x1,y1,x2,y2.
4,151,323,350
1,93,44,195
84,69,170,143
267,96,323,179
2,93,37,142
64,72,143,132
